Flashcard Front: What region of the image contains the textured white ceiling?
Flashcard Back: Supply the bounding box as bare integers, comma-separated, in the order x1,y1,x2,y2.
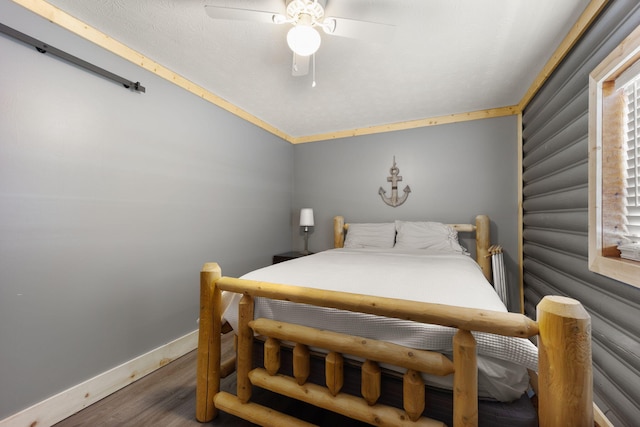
44,0,591,138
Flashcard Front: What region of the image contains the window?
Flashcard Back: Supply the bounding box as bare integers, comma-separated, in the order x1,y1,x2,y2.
622,71,640,244
588,24,640,288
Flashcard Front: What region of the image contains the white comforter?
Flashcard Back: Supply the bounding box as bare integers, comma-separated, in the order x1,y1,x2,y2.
223,248,538,402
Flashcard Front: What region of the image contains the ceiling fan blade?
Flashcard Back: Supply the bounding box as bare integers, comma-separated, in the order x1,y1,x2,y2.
204,5,281,24
323,17,395,43
292,53,310,76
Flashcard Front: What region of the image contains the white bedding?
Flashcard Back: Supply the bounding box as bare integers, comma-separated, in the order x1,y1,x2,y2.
222,248,538,402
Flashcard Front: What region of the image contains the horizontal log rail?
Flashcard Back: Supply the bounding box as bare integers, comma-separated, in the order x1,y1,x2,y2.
214,391,317,427
250,318,454,376
248,369,446,427
216,276,539,338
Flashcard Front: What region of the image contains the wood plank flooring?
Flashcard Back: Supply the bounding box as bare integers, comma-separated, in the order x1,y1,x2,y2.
53,334,367,426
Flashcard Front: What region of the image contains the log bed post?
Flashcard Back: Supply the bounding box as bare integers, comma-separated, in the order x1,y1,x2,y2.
196,263,222,422
474,214,491,282
537,295,593,426
236,294,255,403
453,329,478,427
334,215,345,248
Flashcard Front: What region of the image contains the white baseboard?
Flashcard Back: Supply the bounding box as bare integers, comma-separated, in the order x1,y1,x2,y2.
0,329,199,427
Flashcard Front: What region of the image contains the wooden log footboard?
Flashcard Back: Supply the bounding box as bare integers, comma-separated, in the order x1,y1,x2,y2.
196,262,594,427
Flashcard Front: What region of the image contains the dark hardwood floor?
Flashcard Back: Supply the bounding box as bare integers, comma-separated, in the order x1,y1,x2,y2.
53,334,367,427
53,333,253,427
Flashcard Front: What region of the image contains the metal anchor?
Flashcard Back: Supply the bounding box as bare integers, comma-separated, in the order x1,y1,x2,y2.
378,157,411,207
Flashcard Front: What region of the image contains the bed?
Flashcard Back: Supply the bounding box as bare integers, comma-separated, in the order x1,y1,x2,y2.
195,215,594,426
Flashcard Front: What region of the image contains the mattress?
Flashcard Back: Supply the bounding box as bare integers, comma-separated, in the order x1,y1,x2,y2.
222,248,538,402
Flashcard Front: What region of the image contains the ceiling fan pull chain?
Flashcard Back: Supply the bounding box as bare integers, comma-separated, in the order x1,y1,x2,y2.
312,53,316,87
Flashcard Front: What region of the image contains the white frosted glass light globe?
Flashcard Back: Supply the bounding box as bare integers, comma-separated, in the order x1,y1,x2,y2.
287,25,321,56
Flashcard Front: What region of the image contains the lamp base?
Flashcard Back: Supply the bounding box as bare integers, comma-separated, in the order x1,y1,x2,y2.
302,228,310,255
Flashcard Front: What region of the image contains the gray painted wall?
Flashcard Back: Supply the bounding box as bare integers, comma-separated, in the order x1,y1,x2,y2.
0,2,293,419
521,1,640,425
292,116,520,310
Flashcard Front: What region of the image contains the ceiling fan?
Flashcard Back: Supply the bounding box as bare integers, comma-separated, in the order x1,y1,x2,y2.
204,0,394,79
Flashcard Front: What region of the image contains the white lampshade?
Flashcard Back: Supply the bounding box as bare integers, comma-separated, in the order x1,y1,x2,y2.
299,208,314,227
287,25,321,56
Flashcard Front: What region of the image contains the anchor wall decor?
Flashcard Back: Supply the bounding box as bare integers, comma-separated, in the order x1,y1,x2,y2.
378,157,411,207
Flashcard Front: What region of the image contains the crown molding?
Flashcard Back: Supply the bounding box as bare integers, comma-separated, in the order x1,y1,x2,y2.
288,105,520,144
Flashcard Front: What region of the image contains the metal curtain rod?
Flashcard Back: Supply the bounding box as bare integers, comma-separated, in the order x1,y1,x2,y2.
0,22,145,93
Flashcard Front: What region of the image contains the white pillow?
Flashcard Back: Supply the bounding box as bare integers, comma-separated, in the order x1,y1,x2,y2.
394,220,467,254
343,223,396,248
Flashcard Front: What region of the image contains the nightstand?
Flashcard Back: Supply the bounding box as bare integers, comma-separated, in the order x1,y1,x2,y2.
272,251,313,264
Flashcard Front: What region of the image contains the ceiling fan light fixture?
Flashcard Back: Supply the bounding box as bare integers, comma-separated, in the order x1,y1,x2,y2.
287,25,321,56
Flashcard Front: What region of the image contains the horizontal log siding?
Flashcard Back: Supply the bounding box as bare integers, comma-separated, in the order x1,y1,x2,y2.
521,1,640,425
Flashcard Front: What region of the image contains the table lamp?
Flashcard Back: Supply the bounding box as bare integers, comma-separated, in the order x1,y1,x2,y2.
300,208,314,255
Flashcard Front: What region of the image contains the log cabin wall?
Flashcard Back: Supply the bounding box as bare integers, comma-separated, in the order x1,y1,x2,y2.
521,0,640,425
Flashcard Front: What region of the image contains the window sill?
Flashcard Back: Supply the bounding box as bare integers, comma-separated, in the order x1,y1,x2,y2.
589,254,640,289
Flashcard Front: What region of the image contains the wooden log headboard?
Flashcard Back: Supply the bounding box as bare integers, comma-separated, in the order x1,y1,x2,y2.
333,215,492,282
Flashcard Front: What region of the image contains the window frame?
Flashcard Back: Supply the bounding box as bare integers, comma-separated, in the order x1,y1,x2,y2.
588,24,640,289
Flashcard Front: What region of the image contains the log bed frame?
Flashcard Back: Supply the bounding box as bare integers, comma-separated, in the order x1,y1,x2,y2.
196,215,595,426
